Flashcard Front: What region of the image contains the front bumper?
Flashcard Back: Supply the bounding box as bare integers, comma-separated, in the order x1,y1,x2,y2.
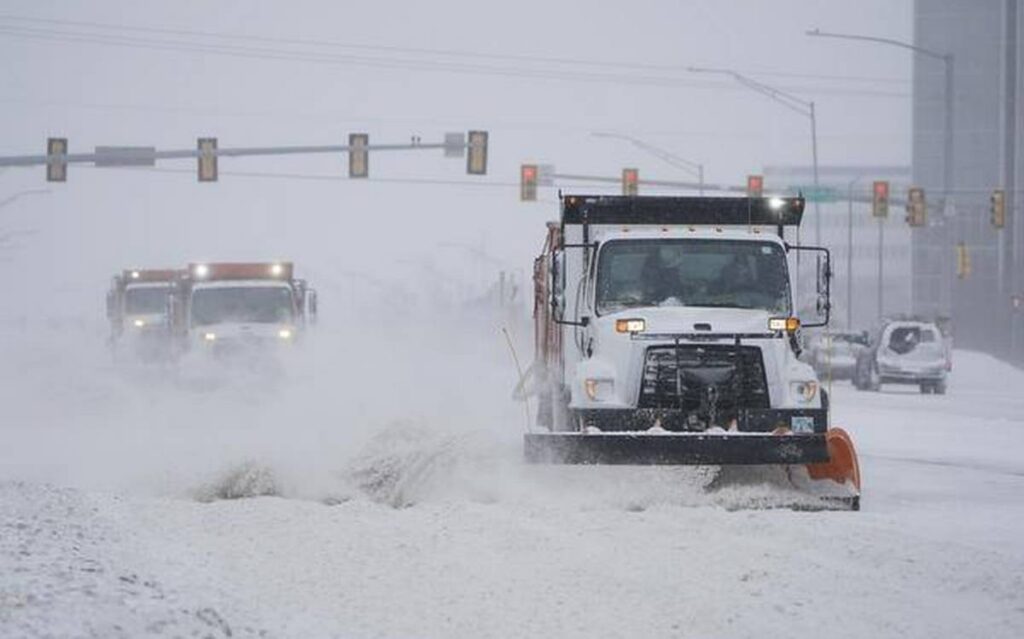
575,407,827,434
524,431,828,465
877,363,946,384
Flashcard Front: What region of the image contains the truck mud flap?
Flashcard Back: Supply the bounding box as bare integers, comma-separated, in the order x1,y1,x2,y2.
524,432,829,466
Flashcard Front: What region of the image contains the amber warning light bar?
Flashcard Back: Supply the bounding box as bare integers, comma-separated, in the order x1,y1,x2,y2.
189,262,294,281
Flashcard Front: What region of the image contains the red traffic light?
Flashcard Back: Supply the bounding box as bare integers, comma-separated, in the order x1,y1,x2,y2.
747,175,764,198
520,164,539,201
872,180,890,218
622,168,639,196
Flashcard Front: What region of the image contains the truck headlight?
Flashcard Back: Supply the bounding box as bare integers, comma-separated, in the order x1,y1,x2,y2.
769,317,800,333
790,381,818,404
278,329,293,340
615,318,646,334
584,378,614,401
203,332,217,341
133,319,146,328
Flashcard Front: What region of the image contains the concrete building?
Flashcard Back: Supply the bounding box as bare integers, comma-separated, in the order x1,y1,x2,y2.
913,0,1023,361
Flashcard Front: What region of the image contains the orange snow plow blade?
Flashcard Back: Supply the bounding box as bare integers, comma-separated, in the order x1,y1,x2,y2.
806,427,861,503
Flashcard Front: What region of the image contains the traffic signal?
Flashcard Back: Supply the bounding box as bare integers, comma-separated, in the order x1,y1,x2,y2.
906,187,926,227
990,189,1006,229
520,164,538,201
197,137,217,182
467,130,488,175
349,133,369,178
955,242,971,279
747,174,764,198
622,168,639,196
46,137,68,182
872,180,890,218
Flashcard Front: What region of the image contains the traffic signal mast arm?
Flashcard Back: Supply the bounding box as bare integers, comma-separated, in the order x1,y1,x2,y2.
3,131,489,182
0,138,470,167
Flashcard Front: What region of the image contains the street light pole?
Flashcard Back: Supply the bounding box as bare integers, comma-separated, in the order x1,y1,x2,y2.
806,28,954,209
591,132,705,195
846,176,862,329
688,66,822,246
0,188,50,212
807,28,955,321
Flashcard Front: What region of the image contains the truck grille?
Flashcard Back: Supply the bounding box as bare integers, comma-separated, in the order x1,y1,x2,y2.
638,344,770,420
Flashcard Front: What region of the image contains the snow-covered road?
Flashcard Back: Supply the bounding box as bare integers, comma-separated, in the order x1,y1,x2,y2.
2,322,1023,638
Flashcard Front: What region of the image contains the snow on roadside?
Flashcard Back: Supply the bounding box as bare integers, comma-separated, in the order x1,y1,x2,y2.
0,482,266,638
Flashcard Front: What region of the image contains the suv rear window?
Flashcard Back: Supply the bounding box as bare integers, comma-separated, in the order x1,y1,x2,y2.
888,326,937,354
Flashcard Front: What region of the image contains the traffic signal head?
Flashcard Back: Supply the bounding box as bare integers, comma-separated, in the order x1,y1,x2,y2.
520,164,538,201
872,180,890,218
905,187,926,227
990,189,1006,229
197,137,218,182
467,130,488,175
747,175,764,198
349,133,369,178
46,137,68,183
622,168,639,196
955,242,971,279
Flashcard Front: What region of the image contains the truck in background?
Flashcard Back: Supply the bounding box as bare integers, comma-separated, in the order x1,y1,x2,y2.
169,261,317,360
106,268,181,362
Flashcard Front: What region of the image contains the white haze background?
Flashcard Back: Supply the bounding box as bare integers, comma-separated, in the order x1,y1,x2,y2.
0,0,913,495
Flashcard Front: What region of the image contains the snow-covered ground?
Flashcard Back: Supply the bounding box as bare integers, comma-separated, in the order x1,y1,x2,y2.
2,318,1023,638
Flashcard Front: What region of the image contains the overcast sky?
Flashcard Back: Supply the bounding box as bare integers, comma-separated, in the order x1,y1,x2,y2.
0,1,913,317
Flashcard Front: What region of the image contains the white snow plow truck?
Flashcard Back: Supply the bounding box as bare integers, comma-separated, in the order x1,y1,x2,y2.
524,194,861,509
169,262,317,358
106,268,181,361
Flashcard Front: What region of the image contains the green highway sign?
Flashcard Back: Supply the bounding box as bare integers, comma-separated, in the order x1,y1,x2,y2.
792,185,839,203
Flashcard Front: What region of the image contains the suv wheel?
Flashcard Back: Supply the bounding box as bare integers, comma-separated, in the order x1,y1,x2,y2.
868,361,882,391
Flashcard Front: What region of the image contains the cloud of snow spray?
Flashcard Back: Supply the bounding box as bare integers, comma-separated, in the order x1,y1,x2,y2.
0,290,731,511
0,259,835,512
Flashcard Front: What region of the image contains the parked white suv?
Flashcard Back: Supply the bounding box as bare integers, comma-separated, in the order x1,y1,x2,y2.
854,320,948,394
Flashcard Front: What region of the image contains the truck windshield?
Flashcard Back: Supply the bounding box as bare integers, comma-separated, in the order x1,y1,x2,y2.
124,286,169,315
596,239,791,315
191,286,294,326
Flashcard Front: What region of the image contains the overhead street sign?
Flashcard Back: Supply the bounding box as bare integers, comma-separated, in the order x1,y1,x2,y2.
94,146,157,167
444,132,465,158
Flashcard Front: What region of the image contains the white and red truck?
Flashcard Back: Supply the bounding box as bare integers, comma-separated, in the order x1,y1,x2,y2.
524,194,861,508
169,262,317,359
106,268,181,361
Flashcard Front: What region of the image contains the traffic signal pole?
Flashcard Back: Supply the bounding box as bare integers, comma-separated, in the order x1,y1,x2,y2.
878,212,885,321
846,176,862,329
